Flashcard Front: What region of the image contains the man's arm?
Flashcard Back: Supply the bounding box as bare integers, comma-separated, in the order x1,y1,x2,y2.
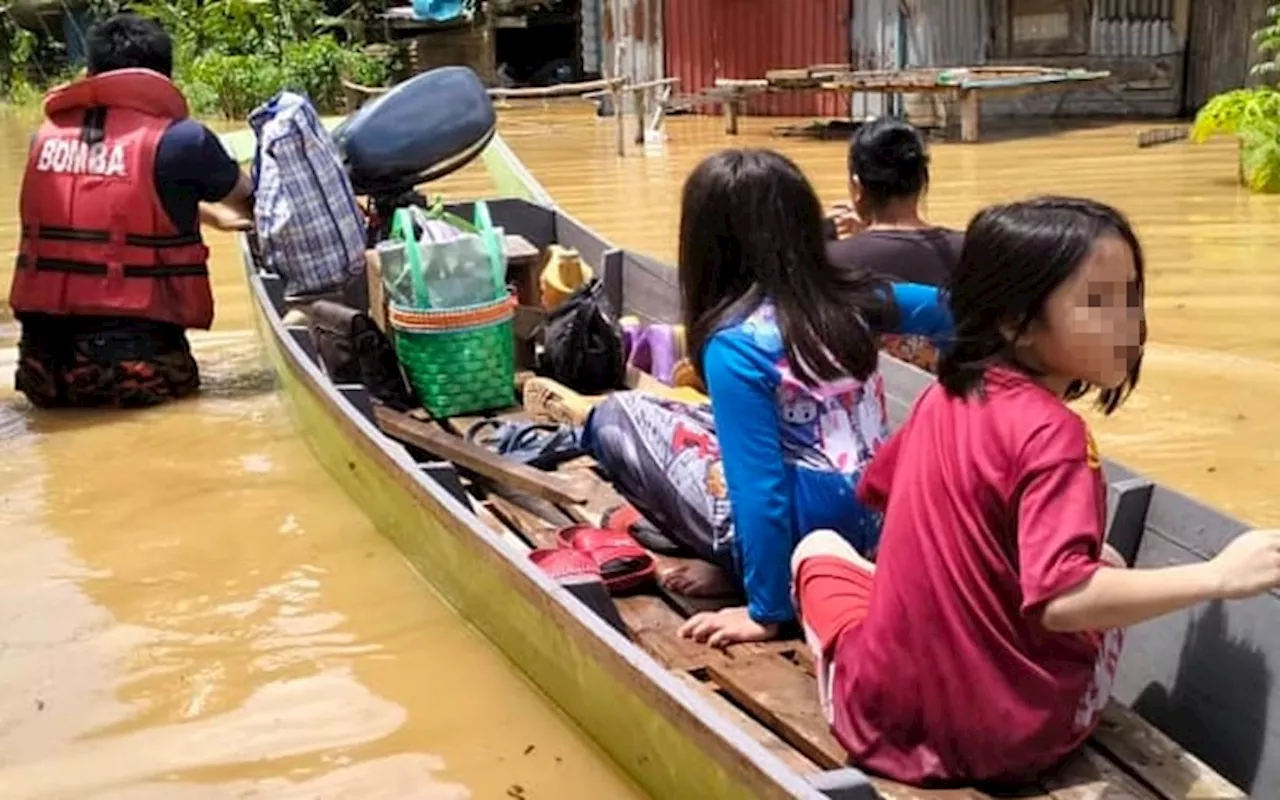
157,119,254,232
200,170,253,231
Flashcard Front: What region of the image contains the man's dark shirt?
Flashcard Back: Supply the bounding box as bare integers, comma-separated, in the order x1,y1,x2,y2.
153,118,242,233
826,227,964,287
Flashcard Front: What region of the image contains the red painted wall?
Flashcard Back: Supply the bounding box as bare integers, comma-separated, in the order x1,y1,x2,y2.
664,0,852,117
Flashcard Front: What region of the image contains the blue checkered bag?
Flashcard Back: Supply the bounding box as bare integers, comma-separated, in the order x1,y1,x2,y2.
250,91,366,297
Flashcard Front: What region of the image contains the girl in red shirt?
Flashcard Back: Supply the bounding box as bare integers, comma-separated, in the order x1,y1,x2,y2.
791,196,1280,786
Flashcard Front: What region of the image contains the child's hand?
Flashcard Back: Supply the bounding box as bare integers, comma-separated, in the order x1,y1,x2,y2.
1208,528,1280,599
678,606,780,648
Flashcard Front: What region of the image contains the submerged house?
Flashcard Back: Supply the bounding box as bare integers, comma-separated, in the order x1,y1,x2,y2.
376,0,1270,129
594,0,1273,123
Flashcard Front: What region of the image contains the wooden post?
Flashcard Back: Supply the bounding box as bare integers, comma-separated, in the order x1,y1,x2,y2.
723,94,741,135
364,249,386,332
633,87,647,145
613,85,626,156
1171,0,1191,46
958,89,980,143
608,0,627,157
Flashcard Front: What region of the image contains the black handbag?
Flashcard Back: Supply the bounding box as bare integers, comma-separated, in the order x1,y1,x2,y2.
536,279,626,396
306,300,416,411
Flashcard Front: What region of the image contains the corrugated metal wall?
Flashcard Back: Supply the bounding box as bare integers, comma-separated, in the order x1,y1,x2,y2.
849,0,902,119
603,0,664,89
661,0,716,110
895,0,989,127
664,0,852,117
902,0,988,67
1184,0,1272,111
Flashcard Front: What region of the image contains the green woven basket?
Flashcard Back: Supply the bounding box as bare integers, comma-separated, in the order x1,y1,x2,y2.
391,303,515,418
385,200,514,418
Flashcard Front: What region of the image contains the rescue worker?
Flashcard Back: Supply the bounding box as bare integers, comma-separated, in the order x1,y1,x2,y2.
9,13,254,408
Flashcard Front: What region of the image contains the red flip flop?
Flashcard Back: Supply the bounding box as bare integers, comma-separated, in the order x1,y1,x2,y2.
600,504,684,556
529,548,601,583
555,524,656,594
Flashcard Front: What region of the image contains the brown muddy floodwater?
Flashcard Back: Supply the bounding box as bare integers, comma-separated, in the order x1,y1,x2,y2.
0,109,644,798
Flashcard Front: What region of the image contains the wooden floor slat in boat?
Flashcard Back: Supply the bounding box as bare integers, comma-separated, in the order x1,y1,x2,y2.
1090,704,1247,799
673,671,823,775
374,406,588,505
612,579,1001,800
1042,747,1155,800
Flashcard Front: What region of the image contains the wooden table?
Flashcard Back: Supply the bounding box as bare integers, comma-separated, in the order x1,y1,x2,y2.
713,66,1114,143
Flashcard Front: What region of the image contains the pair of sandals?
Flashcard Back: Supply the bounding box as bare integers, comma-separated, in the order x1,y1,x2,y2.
465,418,587,471
527,503,689,595
464,419,659,593
466,418,690,593
530,523,655,595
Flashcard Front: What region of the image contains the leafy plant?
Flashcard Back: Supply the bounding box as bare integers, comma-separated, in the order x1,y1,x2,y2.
1,7,51,103
1192,2,1280,193
182,36,388,118
4,0,391,117
1253,2,1280,81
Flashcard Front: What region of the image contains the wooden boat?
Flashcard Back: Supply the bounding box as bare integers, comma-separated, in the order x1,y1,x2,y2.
240,138,1272,799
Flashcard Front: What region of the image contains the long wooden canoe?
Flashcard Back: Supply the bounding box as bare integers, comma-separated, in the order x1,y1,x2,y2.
241,140,1275,799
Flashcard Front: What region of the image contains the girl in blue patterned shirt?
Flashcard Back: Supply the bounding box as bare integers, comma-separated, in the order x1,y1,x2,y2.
583,149,952,646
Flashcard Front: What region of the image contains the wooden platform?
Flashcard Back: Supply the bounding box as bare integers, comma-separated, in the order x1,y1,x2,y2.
710,65,1113,143
375,397,1246,800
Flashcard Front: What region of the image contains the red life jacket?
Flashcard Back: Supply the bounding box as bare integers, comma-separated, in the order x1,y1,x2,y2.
10,68,214,330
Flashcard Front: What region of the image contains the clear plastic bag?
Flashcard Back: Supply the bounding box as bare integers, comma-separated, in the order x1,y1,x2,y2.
388,201,507,310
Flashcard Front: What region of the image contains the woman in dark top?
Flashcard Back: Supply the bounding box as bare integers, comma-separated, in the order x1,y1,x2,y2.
826,119,961,370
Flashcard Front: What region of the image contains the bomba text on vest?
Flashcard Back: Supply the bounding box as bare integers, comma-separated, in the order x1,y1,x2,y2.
36,138,128,177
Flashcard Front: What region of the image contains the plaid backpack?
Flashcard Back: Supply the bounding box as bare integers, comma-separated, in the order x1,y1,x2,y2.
250,91,366,297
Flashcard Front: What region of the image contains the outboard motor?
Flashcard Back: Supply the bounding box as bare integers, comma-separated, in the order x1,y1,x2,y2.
331,65,497,238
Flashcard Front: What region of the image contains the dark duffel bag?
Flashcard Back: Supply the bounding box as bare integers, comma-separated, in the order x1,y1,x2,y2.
332,66,496,197
306,300,416,411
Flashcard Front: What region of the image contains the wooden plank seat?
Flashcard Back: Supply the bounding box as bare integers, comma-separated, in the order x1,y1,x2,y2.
372,397,1245,800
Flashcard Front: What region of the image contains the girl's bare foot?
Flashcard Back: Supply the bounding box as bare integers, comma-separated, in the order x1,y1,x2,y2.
655,555,737,598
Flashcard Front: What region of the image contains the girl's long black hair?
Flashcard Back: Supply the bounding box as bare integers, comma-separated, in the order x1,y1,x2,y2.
939,196,1146,415
678,148,895,386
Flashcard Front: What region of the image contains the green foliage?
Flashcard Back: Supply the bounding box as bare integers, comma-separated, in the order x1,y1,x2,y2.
1252,2,1280,80
2,0,391,118
130,0,321,62
183,37,388,119
131,0,389,117
1193,3,1280,194
1191,87,1280,141
1,9,44,101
